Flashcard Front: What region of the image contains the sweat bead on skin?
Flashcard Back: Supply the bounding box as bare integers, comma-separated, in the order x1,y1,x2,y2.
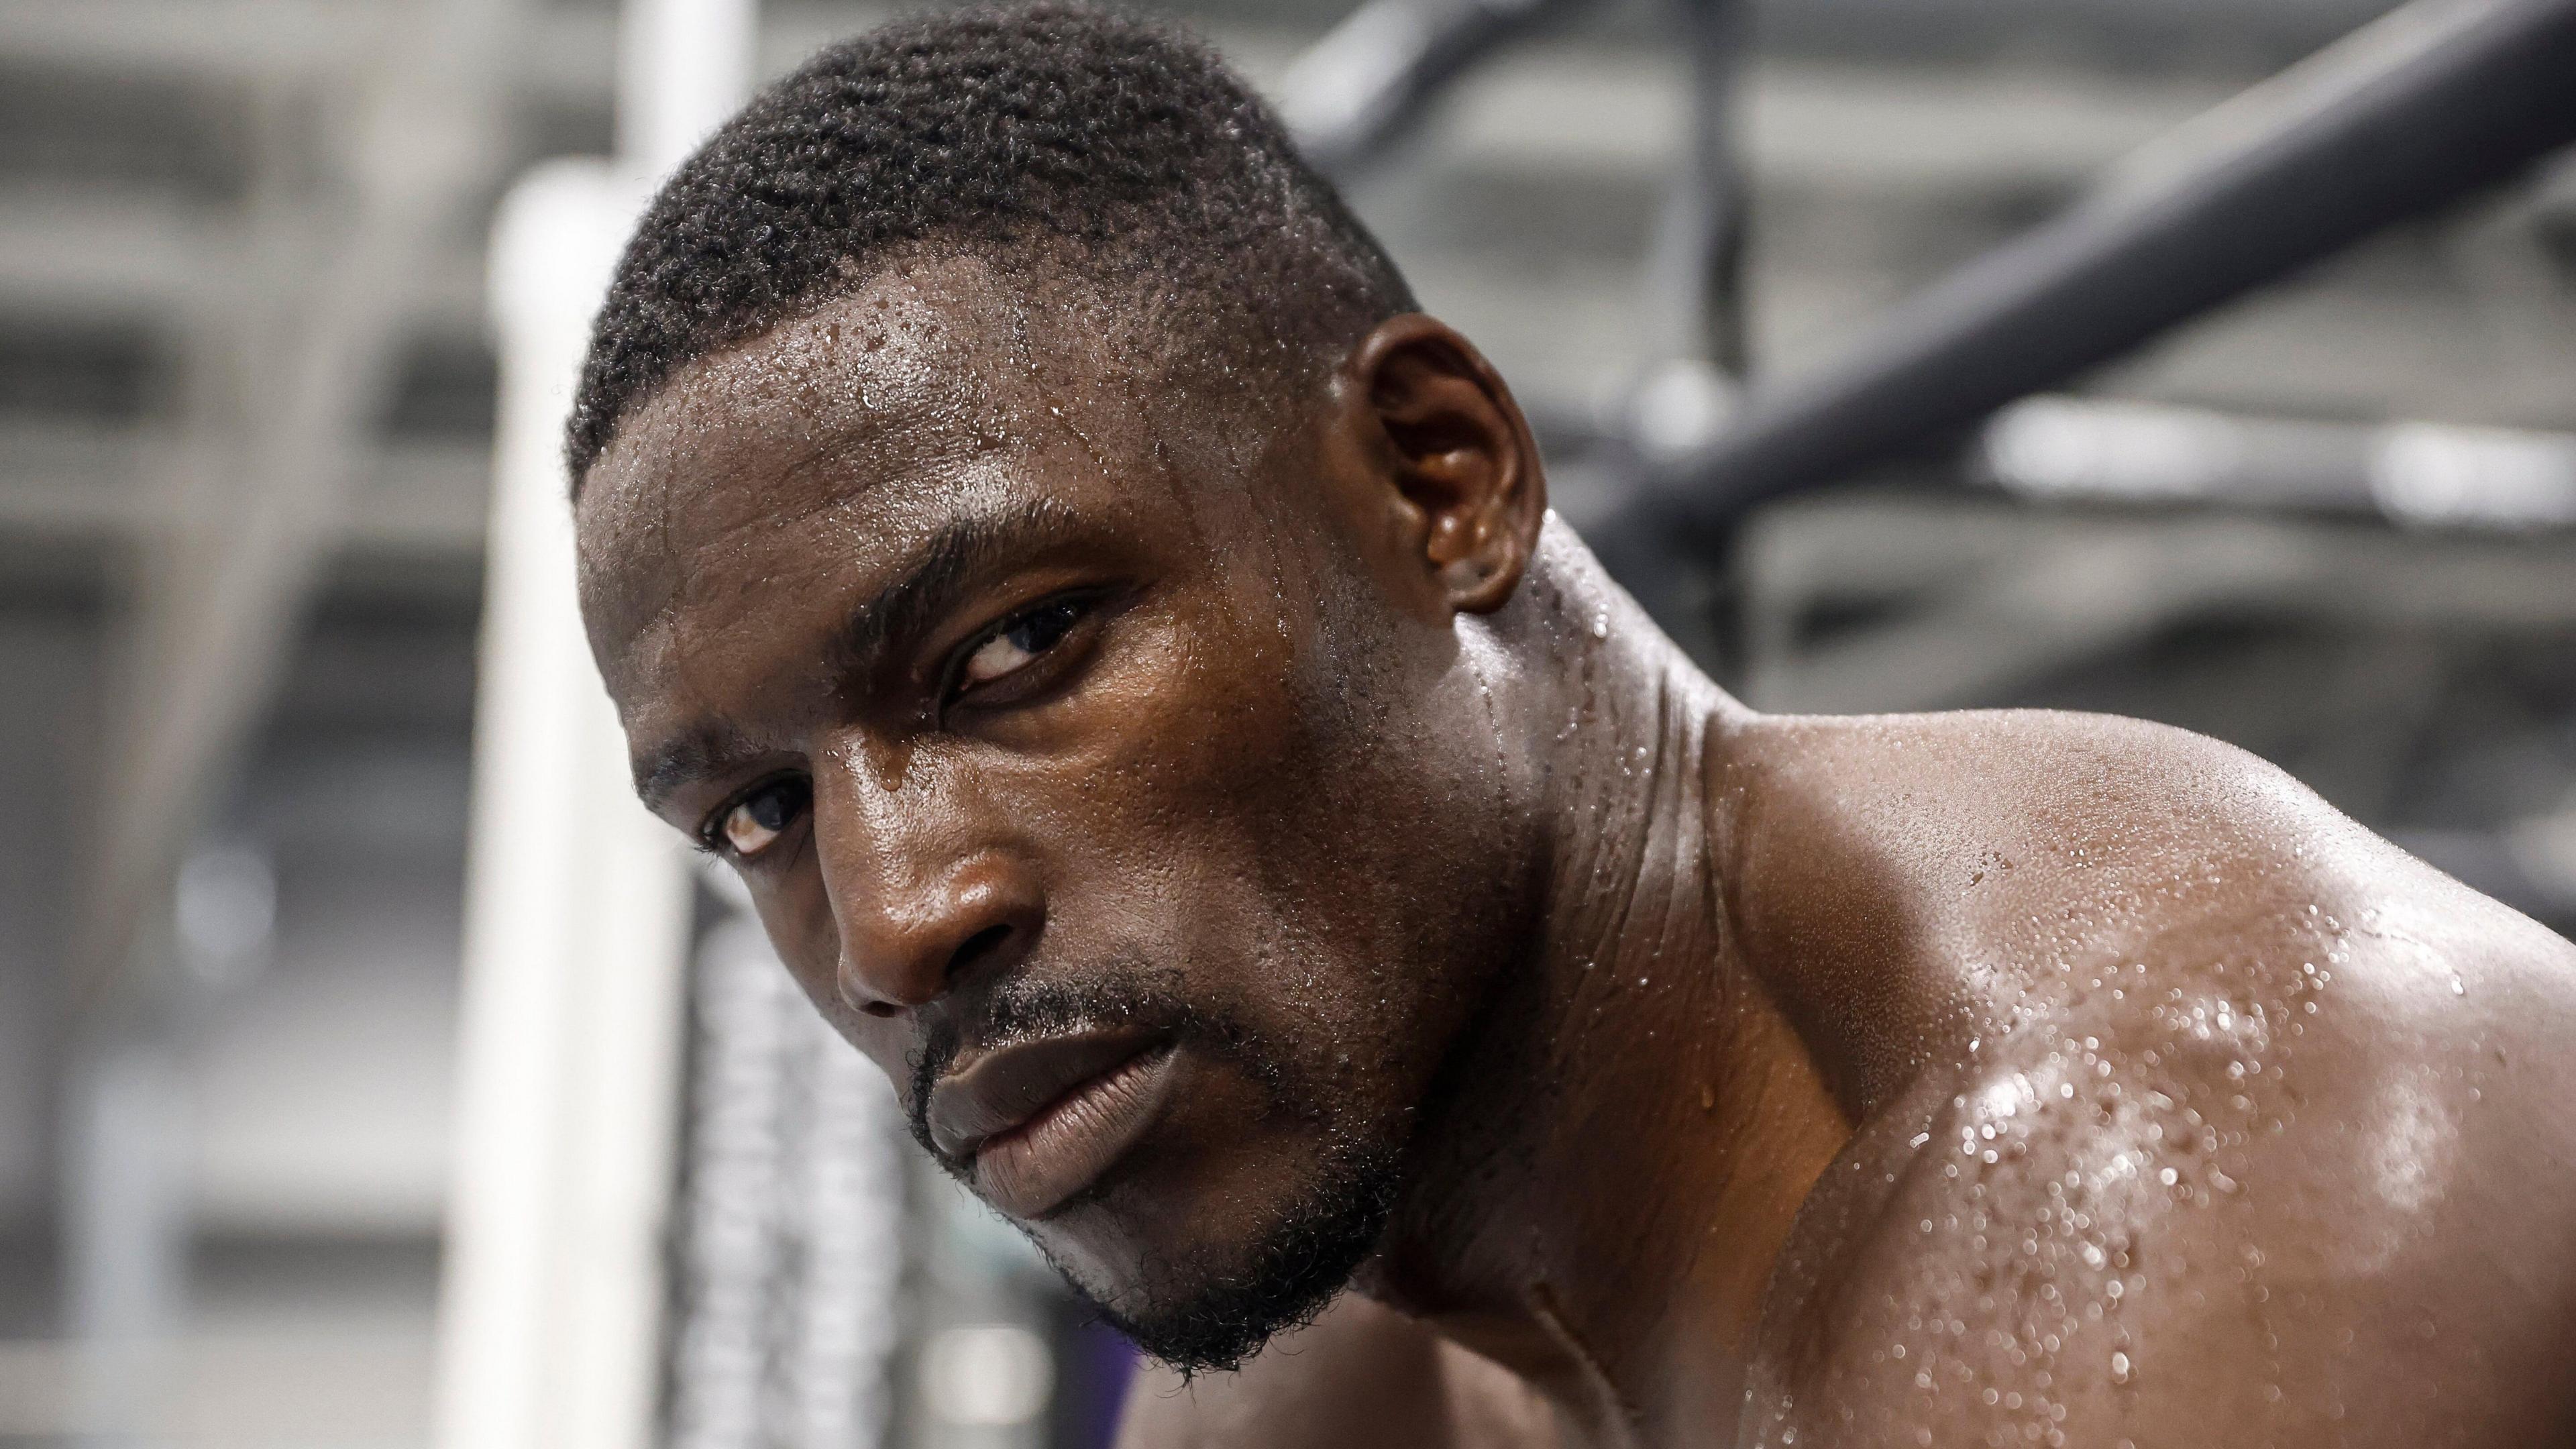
570,8,2576,1448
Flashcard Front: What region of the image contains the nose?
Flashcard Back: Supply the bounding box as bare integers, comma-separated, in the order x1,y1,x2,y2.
810,757,1042,1018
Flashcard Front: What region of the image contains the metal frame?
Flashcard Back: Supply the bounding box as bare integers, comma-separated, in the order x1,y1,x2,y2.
1627,0,2576,541
1289,0,1752,376
1279,0,2576,585
1279,0,1591,178
55,0,2576,1028
74,0,527,1022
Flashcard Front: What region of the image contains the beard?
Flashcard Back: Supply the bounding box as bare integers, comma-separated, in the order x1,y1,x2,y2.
905,965,1410,1374
1051,1128,1402,1373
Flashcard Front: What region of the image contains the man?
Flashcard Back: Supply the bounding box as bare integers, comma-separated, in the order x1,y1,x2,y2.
570,7,2576,1445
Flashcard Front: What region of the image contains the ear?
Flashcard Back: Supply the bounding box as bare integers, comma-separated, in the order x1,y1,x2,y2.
1339,314,1547,614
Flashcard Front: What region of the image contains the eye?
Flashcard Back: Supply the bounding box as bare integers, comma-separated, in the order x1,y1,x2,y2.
712,776,810,859
959,596,1087,691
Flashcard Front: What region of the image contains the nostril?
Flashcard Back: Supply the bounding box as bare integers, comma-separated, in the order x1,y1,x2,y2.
858,1000,901,1020
948,922,1014,981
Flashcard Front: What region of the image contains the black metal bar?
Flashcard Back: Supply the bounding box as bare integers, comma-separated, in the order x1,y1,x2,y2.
1277,0,1592,179
1617,0,2576,543
1640,0,1754,374
1593,0,1756,667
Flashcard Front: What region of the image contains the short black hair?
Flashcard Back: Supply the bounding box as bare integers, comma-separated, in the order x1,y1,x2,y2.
568,1,1417,485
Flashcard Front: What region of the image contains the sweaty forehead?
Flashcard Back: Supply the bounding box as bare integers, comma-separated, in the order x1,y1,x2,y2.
574,254,1163,670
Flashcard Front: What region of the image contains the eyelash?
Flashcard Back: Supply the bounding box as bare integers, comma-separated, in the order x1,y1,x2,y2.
938,590,1103,708
695,592,1105,854
695,773,811,857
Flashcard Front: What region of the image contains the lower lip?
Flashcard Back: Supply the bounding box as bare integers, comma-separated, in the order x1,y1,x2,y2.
974,1045,1180,1220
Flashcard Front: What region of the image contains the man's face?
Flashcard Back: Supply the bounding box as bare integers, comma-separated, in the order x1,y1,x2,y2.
578,258,1530,1368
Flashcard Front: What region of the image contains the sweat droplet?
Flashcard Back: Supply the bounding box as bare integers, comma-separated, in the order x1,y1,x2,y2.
1590,612,1609,640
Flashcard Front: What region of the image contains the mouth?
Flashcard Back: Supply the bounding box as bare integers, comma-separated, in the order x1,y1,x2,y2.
927,1028,1181,1220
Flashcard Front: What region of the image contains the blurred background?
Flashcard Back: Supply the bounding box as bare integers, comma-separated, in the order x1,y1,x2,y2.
0,0,2571,1444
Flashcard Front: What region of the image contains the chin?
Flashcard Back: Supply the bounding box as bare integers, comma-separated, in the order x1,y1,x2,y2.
1018,1132,1407,1374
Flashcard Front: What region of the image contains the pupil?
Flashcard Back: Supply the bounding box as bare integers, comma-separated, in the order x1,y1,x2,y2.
750,790,790,829
1010,601,1077,653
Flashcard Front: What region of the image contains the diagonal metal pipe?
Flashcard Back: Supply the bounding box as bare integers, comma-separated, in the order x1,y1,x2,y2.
1611,0,2576,545
1277,0,1591,178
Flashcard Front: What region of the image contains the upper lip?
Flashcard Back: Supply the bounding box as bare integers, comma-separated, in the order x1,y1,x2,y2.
926,1025,1169,1160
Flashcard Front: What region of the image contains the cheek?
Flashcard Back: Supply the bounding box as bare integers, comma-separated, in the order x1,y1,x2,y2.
745,859,868,1032
1049,588,1472,1077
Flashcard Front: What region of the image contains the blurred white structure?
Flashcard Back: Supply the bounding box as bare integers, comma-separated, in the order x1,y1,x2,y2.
1985,394,2576,528
668,900,907,1449
431,3,755,1447
920,1324,1056,1430
0,0,2571,1441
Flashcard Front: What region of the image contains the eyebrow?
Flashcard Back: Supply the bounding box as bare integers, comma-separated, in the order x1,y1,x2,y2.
634,724,759,817
830,496,1075,682
631,494,1084,814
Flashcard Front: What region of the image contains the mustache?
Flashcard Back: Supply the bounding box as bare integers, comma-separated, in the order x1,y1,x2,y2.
906,965,1204,1163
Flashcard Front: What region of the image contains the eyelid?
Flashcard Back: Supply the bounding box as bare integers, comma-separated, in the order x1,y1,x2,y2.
695,772,808,855
939,588,1106,708
692,797,731,851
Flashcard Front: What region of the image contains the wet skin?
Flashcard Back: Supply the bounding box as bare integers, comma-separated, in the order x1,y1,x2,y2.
579,255,2576,1448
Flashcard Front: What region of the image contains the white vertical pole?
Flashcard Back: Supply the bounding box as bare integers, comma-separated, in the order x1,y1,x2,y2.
431,5,755,1449
619,0,761,180
431,156,686,1449
59,1037,189,1444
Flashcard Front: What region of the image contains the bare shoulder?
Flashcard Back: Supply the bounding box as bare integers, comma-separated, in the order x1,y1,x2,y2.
1722,703,2576,987
1721,705,2434,887
1715,706,2576,1054
1725,708,2576,1446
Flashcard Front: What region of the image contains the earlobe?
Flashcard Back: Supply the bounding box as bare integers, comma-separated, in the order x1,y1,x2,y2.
1346,315,1547,615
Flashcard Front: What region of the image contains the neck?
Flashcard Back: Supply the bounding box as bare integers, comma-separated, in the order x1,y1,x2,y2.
1362,520,1852,1442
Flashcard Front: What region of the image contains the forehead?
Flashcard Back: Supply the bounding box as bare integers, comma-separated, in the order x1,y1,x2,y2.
576,256,1184,680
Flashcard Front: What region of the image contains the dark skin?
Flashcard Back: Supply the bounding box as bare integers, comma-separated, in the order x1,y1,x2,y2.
580,253,2576,1448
